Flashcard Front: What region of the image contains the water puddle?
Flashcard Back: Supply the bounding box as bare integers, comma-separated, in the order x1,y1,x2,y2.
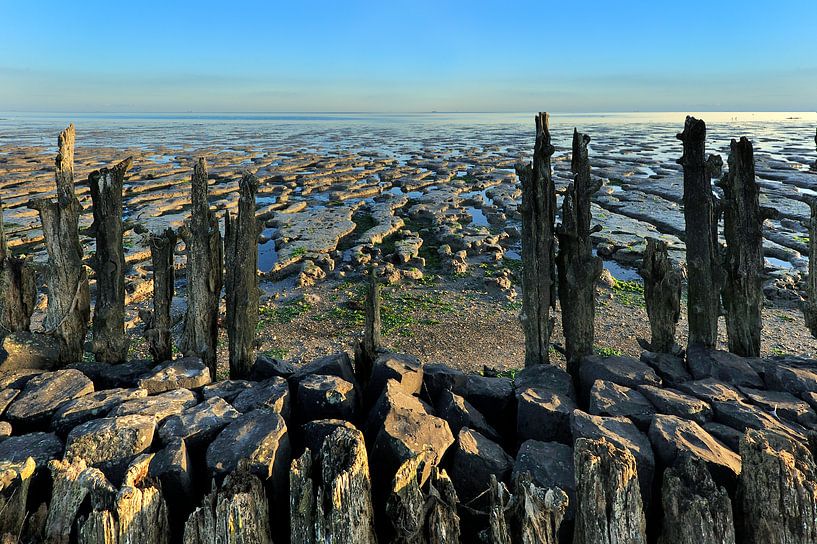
258,227,279,272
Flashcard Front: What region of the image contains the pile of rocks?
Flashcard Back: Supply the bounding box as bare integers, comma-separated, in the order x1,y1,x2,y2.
1,344,817,542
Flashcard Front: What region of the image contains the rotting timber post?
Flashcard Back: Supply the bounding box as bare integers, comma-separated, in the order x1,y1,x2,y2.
718,137,776,357
140,228,178,364
803,198,817,337
225,171,261,379
557,129,602,377
355,268,384,387
0,197,36,334
88,157,133,363
517,112,557,366
638,237,681,353
27,124,90,364
181,158,223,375
677,116,721,350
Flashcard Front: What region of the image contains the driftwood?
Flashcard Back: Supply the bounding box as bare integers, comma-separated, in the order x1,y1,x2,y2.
517,112,557,366
573,437,646,544
557,129,602,376
677,116,720,349
225,172,260,378
638,237,682,353
140,228,178,364
719,138,775,357
290,427,377,544
658,456,735,544
181,158,223,376
740,429,817,544
89,158,133,363
0,198,36,333
27,124,90,363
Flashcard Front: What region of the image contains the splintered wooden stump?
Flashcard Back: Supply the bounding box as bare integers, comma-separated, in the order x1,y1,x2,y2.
27,124,90,364
0,458,35,538
141,228,178,364
89,157,133,363
0,199,36,333
557,129,602,376
573,438,646,544
517,112,557,366
225,172,261,379
290,427,376,544
638,237,681,353
719,137,774,357
181,158,223,376
805,199,817,337
356,270,383,386
677,116,720,349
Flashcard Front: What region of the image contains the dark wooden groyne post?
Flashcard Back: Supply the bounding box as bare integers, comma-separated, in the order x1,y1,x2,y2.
677,116,720,349
638,238,681,353
356,269,383,386
88,158,133,363
517,112,557,366
718,138,775,357
0,198,36,333
557,129,602,377
140,228,178,364
27,124,90,363
181,158,223,375
225,171,260,379
803,199,817,337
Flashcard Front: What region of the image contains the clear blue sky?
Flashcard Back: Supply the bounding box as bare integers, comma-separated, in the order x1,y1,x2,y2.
1,0,815,112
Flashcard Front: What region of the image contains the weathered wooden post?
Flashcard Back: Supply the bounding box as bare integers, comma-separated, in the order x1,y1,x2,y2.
677,116,720,349
0,198,36,334
557,129,602,377
803,199,817,337
88,158,132,363
225,171,260,379
27,124,90,363
180,158,223,376
140,228,178,364
355,269,383,386
516,112,557,366
638,238,682,353
718,138,775,357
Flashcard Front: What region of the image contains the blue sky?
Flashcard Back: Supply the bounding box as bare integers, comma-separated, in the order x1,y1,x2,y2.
1,0,815,112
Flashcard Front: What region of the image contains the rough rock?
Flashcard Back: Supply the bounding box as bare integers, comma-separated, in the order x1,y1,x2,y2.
676,378,744,404
579,355,661,401
739,386,817,427
638,384,713,425
296,374,357,422
763,357,817,395
589,380,656,429
64,414,155,485
364,351,423,406
686,346,763,388
703,422,744,452
0,332,60,371
149,437,193,533
252,353,296,380
713,399,808,443
513,440,576,520
0,431,63,470
435,389,500,441
516,386,576,443
464,374,515,435
290,352,357,385
51,388,148,435
448,427,513,504
110,388,197,423
67,359,153,389
421,363,466,403
5,369,94,427
137,356,211,394
201,379,254,403
158,397,240,447
640,351,692,384
514,363,576,399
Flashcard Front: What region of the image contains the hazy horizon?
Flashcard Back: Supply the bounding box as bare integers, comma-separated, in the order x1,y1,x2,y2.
2,1,816,113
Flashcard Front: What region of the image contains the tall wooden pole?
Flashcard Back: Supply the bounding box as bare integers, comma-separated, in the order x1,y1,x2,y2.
0,198,36,334
517,112,557,366
225,171,260,378
141,228,177,364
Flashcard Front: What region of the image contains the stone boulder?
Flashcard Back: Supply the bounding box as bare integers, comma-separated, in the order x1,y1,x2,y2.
712,399,808,443
513,440,576,520
66,360,152,389
514,364,576,399
158,397,240,448
202,379,254,403
571,410,655,507
290,352,357,386
640,351,692,385
589,380,655,429
739,386,817,427
421,363,467,404
763,358,817,395
0,369,43,391
579,355,661,402
0,389,18,418
110,388,197,423
252,354,295,380
702,422,743,453
137,357,211,394
149,437,194,534
64,414,155,485
637,385,713,425
206,408,290,496
0,432,63,470
231,376,291,417
676,378,744,404
296,374,357,422
648,414,741,484
364,352,423,407
0,332,60,372
51,388,148,435
447,428,513,504
435,389,499,442
686,346,763,388
464,374,515,436
516,387,576,444
5,369,94,428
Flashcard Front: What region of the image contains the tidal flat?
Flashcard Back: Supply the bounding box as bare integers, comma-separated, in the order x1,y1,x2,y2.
2,112,817,374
